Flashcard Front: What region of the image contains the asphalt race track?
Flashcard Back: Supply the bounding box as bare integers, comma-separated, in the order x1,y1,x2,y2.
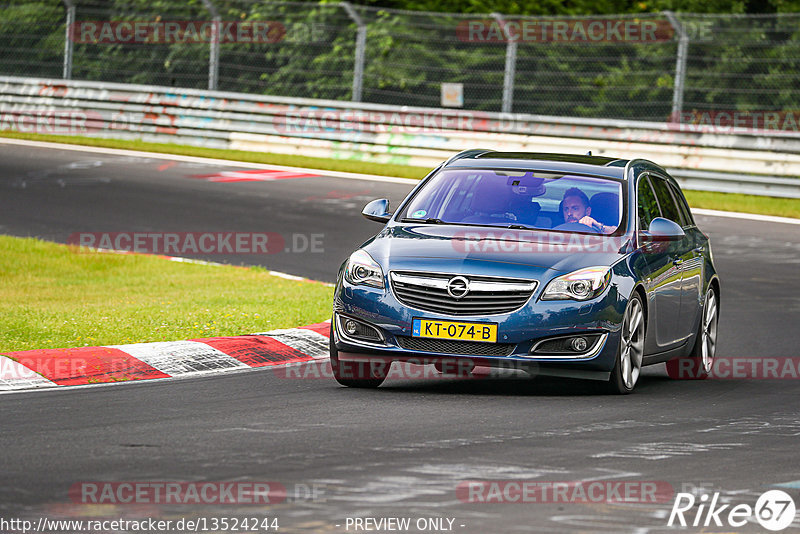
1,141,799,533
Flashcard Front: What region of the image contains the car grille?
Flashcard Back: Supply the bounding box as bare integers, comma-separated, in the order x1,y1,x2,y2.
396,336,515,356
390,271,537,316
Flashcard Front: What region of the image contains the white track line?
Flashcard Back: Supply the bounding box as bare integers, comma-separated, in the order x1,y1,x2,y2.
85,246,334,286
0,137,419,184
692,208,800,225
0,362,284,396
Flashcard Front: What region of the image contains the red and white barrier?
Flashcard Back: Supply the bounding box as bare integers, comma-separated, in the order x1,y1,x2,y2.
0,322,330,392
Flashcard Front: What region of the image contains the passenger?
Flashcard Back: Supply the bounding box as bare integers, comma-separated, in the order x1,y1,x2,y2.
562,187,617,234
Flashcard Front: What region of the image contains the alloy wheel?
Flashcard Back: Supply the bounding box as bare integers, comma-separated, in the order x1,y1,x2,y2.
700,289,718,374
620,296,645,390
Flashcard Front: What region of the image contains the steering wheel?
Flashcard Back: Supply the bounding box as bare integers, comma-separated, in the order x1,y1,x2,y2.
552,222,600,233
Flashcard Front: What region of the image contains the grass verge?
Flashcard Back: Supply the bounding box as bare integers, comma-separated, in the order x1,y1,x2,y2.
0,236,333,353
2,131,799,218
683,190,800,219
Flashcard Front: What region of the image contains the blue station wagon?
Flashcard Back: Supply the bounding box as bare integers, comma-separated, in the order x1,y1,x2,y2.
330,151,720,394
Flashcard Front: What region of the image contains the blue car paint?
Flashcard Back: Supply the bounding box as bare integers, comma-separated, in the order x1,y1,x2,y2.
332,152,720,382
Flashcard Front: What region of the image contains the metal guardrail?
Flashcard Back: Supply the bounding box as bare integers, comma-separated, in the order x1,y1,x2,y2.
4,4,800,124
669,169,800,199
1,76,799,198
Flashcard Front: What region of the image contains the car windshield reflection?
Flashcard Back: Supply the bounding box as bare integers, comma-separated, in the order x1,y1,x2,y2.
399,169,625,235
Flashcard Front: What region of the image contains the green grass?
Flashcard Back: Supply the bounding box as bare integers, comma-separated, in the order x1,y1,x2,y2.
683,190,800,219
2,131,799,218
0,236,333,353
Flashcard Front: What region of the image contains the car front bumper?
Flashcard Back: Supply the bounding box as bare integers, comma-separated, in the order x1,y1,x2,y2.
332,278,628,380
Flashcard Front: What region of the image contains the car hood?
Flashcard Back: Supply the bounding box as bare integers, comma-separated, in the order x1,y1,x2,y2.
363,224,629,279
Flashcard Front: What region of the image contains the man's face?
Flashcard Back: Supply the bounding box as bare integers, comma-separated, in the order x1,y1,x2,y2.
563,195,590,223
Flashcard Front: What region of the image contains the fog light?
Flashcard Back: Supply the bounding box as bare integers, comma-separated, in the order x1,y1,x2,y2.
337,315,384,343
344,320,358,336
570,337,588,352
530,333,603,356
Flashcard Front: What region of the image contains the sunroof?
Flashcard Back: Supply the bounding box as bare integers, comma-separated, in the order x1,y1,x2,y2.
474,152,625,166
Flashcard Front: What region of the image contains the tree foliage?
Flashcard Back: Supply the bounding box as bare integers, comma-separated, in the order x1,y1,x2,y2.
0,0,798,121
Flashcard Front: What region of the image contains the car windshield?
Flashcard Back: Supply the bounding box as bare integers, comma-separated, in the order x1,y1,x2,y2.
399,168,625,235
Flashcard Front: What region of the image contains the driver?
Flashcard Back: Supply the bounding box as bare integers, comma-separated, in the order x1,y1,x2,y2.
562,187,617,234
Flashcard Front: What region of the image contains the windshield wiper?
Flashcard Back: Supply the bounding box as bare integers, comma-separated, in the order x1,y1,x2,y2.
506,224,536,230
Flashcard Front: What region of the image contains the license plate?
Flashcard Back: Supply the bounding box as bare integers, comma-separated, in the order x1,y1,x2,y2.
412,318,497,343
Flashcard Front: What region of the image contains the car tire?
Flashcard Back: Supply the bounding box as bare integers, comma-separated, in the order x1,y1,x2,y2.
607,293,645,394
329,323,388,388
666,287,718,380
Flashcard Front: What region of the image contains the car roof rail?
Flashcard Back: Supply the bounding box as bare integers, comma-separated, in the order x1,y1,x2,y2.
625,158,656,180
627,158,670,179
442,148,494,167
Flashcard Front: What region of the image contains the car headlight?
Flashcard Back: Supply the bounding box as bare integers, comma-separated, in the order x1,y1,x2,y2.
344,250,384,288
541,266,612,301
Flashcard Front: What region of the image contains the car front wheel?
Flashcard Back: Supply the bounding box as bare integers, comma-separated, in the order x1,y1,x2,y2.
607,293,645,394
329,323,388,388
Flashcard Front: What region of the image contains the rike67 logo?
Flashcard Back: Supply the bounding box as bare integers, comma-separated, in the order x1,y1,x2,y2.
668,490,796,531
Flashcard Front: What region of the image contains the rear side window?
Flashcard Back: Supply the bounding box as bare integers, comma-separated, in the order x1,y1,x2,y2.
668,181,695,227
650,176,683,225
637,176,660,231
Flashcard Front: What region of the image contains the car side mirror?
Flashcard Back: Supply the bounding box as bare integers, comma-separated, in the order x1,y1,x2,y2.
362,199,392,223
641,217,685,242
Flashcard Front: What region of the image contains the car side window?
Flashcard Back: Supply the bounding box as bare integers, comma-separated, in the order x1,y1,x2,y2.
667,180,695,227
637,176,660,231
650,176,683,225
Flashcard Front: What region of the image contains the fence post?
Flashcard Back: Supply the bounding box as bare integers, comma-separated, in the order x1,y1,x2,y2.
492,13,516,114
62,0,75,79
201,0,220,91
341,2,366,102
664,11,688,120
